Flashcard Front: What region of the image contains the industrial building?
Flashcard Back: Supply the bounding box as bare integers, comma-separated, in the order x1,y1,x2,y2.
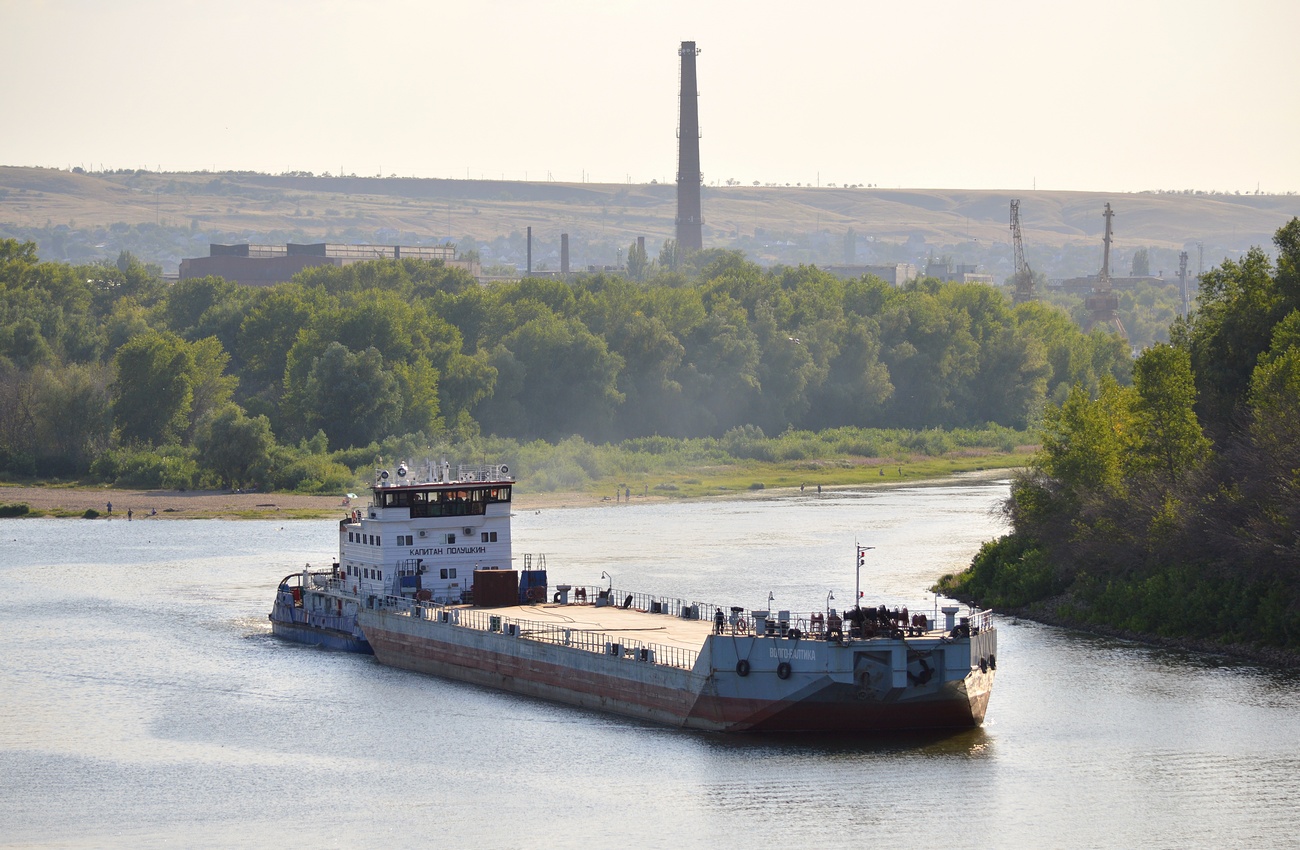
819,263,919,286
179,242,479,287
922,260,995,285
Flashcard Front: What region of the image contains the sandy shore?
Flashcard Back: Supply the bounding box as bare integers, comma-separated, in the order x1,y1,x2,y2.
0,469,1011,520
0,485,655,519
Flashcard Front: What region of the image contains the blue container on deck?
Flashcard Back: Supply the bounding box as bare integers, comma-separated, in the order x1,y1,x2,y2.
519,569,548,604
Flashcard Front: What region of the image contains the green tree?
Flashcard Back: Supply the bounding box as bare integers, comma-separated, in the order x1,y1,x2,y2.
0,361,39,473
391,357,443,437
186,336,238,433
1176,220,1300,435
677,297,761,435
877,289,978,427
1037,380,1131,502
658,239,680,272
1126,343,1210,486
438,350,497,424
1130,247,1150,277
163,275,241,338
476,312,623,441
34,362,112,473
626,240,649,281
299,343,403,449
194,404,275,488
749,299,820,432
111,331,195,445
607,312,686,437
811,318,894,427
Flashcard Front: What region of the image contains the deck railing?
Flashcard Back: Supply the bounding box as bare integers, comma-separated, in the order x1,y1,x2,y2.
362,581,994,672
376,592,702,671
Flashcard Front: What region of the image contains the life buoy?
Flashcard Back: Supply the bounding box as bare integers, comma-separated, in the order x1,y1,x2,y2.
776,661,792,680
553,591,562,603
500,465,508,474
736,659,751,677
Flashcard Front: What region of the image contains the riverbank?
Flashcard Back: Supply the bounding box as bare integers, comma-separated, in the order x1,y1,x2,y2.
0,463,1021,520
985,597,1300,670
0,485,629,519
1024,605,1300,670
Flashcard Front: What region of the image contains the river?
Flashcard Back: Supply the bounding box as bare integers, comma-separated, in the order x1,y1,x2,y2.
3,474,1298,849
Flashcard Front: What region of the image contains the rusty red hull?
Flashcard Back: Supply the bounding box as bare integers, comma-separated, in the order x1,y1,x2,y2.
359,610,994,734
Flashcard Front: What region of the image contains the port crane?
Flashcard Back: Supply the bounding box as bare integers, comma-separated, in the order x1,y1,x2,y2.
1084,203,1127,338
1009,199,1036,304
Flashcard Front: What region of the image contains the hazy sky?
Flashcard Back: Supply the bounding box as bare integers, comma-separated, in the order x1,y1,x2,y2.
4,0,1298,193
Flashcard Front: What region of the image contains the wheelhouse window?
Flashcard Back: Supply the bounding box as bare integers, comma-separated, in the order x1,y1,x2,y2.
406,485,511,519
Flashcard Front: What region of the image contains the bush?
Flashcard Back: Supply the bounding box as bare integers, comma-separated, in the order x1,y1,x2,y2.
903,430,955,456
271,455,356,493
0,502,31,517
82,508,100,519
529,457,590,492
940,533,1062,608
722,425,769,460
90,447,197,489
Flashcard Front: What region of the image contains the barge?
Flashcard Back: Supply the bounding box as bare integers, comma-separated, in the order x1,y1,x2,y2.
273,460,998,732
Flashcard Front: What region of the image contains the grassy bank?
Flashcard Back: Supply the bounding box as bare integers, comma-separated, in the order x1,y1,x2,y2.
569,450,1026,501
0,445,1029,519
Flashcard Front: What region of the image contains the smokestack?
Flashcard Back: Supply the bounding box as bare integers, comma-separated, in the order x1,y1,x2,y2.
676,41,703,252
561,233,570,274
526,226,532,276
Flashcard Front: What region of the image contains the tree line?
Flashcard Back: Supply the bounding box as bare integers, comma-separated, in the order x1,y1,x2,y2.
0,239,1129,490
941,219,1300,651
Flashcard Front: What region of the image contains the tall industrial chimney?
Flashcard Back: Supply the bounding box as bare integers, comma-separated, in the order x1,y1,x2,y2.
676,41,703,251
526,226,532,276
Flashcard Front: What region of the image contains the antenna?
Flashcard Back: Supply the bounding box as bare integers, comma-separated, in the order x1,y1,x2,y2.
855,544,874,609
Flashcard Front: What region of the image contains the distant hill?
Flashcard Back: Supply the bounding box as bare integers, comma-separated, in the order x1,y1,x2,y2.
2,165,1297,277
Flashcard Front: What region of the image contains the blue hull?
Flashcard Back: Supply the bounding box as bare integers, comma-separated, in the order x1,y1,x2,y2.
270,617,373,654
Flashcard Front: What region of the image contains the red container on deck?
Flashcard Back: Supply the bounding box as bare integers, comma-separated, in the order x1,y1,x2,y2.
473,569,519,607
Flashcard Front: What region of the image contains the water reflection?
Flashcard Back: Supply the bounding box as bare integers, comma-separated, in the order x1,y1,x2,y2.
694,726,993,760
5,483,1300,848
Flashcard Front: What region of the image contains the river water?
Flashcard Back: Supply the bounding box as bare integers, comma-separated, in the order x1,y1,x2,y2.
3,474,1298,849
